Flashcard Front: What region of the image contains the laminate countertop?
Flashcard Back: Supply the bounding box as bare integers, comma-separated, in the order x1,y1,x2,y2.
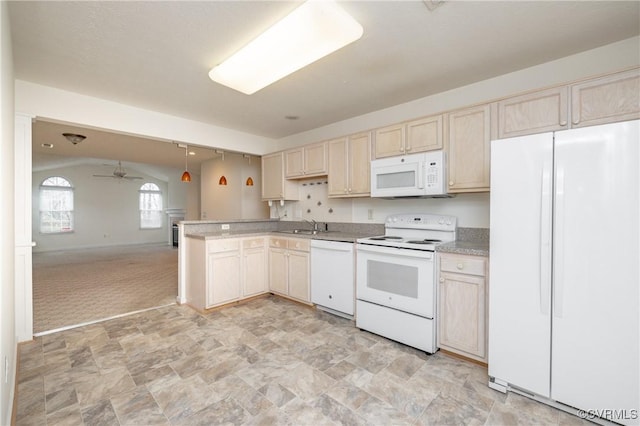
185,230,378,244
435,227,490,257
436,240,490,257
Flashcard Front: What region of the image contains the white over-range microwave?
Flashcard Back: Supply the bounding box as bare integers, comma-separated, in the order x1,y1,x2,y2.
370,151,448,198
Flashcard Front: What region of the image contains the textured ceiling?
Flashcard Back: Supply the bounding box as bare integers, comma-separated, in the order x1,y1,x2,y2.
9,0,640,168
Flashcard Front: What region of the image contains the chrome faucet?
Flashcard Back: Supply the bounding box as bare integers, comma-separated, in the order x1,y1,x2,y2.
304,219,319,232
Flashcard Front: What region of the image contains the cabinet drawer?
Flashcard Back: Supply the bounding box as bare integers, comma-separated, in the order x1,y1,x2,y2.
287,238,309,252
207,238,240,253
243,237,265,249
270,237,289,249
440,255,486,276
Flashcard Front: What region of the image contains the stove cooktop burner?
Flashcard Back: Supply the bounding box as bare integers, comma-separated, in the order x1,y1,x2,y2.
405,239,442,244
369,236,402,240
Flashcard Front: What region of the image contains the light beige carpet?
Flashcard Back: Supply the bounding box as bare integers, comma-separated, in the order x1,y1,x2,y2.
32,244,178,334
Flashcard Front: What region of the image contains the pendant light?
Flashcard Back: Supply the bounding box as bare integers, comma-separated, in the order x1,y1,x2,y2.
243,155,254,186
216,150,226,185
179,144,191,182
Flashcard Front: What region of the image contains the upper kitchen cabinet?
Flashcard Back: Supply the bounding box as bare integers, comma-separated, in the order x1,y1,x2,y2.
497,86,569,139
328,132,371,198
445,104,492,193
285,142,328,179
374,115,443,159
261,152,299,201
570,68,640,128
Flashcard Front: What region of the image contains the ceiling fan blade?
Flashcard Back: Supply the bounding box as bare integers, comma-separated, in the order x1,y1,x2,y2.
92,174,117,178
124,176,144,180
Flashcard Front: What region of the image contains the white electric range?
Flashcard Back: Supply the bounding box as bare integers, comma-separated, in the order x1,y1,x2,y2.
355,213,457,353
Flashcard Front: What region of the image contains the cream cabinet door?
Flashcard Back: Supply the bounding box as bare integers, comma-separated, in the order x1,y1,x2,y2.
287,250,310,303
497,87,569,138
328,134,370,198
438,271,486,360
206,251,241,308
268,247,288,295
262,152,298,200
347,132,371,197
374,123,405,159
327,137,349,197
284,148,304,178
242,238,267,298
262,152,285,199
437,253,488,362
303,142,328,177
445,104,491,193
406,114,443,153
571,68,640,128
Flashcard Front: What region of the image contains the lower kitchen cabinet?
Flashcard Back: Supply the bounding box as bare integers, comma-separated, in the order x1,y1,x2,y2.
242,237,267,297
185,236,269,310
268,237,311,304
437,252,489,363
207,239,241,307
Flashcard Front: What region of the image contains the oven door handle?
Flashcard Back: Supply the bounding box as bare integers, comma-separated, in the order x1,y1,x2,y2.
356,243,433,260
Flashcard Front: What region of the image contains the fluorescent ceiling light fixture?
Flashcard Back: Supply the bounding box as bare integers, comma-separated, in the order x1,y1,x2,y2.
208,0,363,95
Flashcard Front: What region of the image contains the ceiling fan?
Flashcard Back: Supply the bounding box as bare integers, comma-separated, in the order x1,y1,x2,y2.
93,161,143,180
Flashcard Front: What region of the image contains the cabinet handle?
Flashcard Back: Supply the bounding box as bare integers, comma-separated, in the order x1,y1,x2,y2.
348,188,352,192
439,277,445,283
456,263,464,270
406,145,412,152
449,181,454,186
572,119,580,125
559,120,567,126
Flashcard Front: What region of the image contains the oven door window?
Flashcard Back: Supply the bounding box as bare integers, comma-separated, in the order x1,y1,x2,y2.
367,260,418,298
356,245,434,318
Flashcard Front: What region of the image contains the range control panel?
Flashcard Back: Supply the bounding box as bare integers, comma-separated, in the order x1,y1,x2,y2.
385,213,457,231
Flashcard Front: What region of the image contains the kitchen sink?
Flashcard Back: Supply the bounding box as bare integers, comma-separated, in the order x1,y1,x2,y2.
276,229,321,235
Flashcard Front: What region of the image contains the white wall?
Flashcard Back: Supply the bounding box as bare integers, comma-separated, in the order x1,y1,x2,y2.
273,184,488,228
15,81,276,156
200,153,269,220
0,2,16,423
32,164,172,252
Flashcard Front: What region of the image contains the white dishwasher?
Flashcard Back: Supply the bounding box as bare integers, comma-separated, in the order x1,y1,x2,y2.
310,239,355,318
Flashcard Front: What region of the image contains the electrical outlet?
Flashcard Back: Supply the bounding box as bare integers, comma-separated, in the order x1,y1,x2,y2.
221,224,230,230
368,209,374,220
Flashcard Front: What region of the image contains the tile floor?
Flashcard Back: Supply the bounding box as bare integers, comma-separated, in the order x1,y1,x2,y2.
15,295,591,425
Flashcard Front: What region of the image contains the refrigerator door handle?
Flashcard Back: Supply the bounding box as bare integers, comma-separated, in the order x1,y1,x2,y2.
540,162,552,315
554,166,565,318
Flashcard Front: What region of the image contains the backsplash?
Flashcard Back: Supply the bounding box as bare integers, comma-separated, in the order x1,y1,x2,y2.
270,179,491,228
271,177,353,222
457,227,490,243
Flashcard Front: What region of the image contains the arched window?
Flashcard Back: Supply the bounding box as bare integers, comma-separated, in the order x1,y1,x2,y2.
40,176,74,233
139,183,163,229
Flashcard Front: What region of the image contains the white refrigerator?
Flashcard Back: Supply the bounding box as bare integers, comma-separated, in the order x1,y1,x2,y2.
488,120,639,425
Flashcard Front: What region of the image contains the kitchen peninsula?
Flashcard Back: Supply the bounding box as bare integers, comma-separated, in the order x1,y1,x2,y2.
179,219,384,311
